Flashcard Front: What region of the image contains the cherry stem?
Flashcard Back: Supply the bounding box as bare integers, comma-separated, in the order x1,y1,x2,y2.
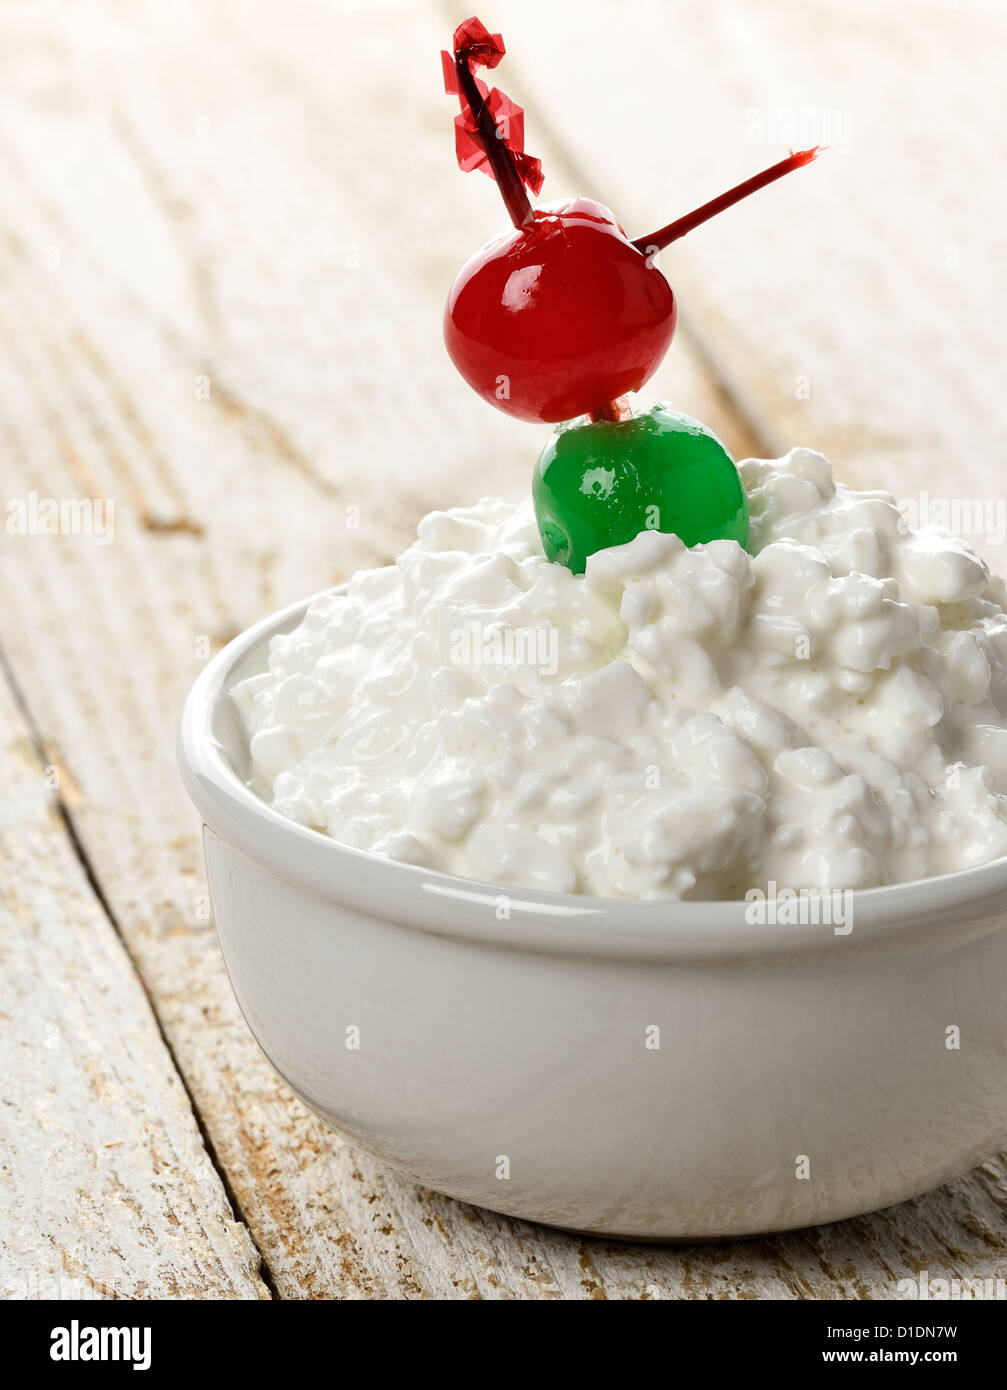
588,396,633,424
455,50,534,229
632,147,821,255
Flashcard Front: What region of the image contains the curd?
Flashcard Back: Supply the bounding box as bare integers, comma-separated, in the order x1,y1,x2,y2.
232,450,1007,899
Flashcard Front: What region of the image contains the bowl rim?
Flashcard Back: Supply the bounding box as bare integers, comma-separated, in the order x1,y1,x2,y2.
178,589,1007,961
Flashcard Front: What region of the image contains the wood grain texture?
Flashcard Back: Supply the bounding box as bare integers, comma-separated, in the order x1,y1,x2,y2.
0,0,1004,1298
0,669,266,1299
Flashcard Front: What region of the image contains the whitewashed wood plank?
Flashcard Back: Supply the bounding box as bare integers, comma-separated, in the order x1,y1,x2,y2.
0,669,267,1299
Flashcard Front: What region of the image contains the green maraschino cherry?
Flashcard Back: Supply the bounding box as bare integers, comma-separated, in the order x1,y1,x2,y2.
533,404,748,574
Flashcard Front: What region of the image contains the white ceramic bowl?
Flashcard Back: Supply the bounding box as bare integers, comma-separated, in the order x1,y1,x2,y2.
179,593,1007,1240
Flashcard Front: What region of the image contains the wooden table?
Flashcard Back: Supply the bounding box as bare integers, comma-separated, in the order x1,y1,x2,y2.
2,0,1006,1299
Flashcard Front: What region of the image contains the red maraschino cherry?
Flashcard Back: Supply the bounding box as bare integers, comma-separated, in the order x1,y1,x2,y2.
442,17,818,425
447,197,677,424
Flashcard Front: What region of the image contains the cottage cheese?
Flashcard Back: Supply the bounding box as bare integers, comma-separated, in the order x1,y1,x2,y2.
232,449,1007,899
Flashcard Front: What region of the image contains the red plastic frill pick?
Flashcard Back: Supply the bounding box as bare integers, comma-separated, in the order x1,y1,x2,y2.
441,16,542,228
442,16,505,79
